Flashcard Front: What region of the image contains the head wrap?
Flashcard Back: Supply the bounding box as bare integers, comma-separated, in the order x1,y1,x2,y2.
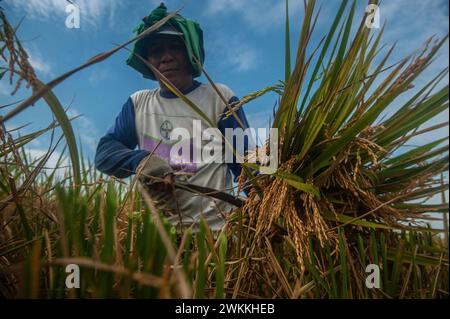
126,3,205,80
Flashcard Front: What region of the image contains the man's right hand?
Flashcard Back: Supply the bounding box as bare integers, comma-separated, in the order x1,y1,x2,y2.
137,154,176,211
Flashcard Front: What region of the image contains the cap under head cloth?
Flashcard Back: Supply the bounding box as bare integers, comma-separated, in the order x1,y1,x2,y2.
153,24,183,36
126,3,205,81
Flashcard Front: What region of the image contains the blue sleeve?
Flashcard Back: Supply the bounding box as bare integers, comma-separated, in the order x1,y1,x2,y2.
94,97,149,178
218,96,252,183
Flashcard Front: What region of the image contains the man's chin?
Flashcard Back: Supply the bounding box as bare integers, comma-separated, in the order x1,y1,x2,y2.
160,73,179,84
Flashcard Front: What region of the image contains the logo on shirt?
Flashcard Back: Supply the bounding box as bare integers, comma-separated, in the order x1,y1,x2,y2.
160,120,174,140
146,119,278,174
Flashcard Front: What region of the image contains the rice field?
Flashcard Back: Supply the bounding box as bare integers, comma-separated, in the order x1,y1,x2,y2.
0,0,448,299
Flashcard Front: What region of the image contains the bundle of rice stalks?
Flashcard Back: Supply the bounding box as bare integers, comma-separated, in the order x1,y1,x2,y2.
225,0,449,298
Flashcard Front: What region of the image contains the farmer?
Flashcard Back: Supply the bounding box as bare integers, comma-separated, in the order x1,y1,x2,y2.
94,3,251,231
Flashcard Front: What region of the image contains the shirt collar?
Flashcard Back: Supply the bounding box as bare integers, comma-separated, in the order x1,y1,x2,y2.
159,80,201,98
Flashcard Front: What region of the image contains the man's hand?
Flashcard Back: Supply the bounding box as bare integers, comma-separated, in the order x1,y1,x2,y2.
137,154,176,211
150,173,175,197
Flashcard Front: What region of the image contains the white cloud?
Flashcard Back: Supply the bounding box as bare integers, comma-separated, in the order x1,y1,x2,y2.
377,0,449,68
5,0,124,29
29,138,43,148
20,144,96,181
5,121,93,179
204,0,302,31
27,50,53,77
67,108,100,153
208,34,259,72
25,147,70,170
228,46,258,72
88,67,109,86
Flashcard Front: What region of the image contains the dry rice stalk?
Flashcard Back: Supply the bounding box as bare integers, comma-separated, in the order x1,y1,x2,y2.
0,12,38,95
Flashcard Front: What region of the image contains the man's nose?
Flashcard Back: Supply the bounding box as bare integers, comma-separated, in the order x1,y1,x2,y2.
160,48,175,63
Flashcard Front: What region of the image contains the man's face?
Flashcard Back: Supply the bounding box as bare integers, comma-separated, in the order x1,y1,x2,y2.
146,35,193,91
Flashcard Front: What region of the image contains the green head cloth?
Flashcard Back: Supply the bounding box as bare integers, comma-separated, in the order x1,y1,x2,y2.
126,3,205,80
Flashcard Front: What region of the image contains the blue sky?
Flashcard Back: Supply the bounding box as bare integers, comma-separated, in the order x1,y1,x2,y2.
1,0,449,169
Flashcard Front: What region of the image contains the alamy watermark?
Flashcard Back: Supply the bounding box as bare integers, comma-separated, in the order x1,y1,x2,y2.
365,4,380,29
365,264,380,289
65,3,80,29
65,263,80,289
150,120,279,174
65,263,381,290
